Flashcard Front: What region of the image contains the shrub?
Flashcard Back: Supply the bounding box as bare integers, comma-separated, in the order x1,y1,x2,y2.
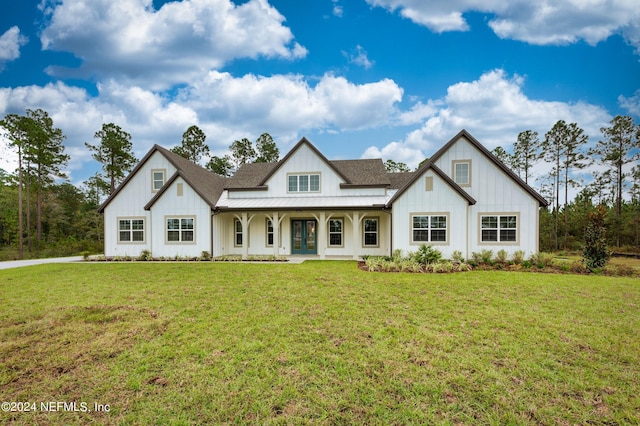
139,250,153,261
582,205,610,272
391,249,405,263
412,244,442,265
529,252,554,268
496,249,508,263
512,250,525,265
471,252,482,264
451,250,464,263
200,251,212,261
480,249,494,265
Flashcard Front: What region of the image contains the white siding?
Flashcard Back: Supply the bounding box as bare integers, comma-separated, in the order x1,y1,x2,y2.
148,177,212,258
103,151,177,257
391,170,469,259
433,136,540,256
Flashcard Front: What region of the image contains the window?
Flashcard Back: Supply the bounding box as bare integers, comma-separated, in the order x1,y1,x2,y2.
363,218,378,247
152,170,165,192
329,219,343,247
412,214,447,243
481,214,517,243
266,219,274,246
452,160,471,186
118,218,144,243
166,217,194,243
235,219,243,246
288,174,320,193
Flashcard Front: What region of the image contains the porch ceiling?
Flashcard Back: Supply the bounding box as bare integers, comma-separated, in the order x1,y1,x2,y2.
216,194,392,210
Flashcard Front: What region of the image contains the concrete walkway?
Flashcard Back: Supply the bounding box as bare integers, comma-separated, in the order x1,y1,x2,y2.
0,256,84,270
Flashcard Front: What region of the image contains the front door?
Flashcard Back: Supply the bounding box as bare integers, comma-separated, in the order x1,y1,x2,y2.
291,220,317,255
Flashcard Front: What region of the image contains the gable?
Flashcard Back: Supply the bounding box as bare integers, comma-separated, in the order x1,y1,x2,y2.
430,130,548,207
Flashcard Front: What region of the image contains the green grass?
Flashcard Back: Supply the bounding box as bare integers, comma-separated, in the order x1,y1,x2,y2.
1,262,638,425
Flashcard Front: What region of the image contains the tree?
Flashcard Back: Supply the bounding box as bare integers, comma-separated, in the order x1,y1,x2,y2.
384,159,410,173
542,120,567,250
255,133,279,163
85,123,138,195
229,138,256,169
588,115,640,247
206,155,234,177
24,109,69,242
171,125,209,164
582,205,609,271
0,113,32,257
491,146,511,166
512,130,540,184
561,122,588,249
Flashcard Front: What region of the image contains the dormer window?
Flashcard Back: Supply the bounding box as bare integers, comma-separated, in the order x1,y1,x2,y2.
288,173,320,193
152,169,165,192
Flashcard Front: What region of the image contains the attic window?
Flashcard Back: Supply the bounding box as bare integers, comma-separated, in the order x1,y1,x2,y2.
452,160,471,187
152,169,166,192
288,174,320,193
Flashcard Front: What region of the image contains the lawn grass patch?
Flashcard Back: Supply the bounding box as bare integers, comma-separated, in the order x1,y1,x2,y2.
1,262,638,424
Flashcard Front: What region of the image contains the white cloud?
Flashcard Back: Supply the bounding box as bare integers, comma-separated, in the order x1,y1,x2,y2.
343,45,374,69
366,0,640,51
619,90,640,116
0,71,403,181
0,26,28,68
332,0,343,18
364,69,612,169
39,0,307,89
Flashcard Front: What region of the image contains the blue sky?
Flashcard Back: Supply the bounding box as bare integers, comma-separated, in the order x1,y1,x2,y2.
1,0,639,189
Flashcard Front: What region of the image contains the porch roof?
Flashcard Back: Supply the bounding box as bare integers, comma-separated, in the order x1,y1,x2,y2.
215,191,393,211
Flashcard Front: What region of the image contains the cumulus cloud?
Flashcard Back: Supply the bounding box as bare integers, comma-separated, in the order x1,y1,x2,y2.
363,69,612,169
38,0,307,89
178,71,402,134
0,71,403,181
366,0,640,51
619,90,640,116
0,26,28,68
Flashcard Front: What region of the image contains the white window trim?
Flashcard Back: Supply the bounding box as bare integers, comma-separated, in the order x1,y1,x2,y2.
151,169,166,192
478,212,520,245
287,173,321,193
362,217,380,248
452,160,472,187
410,212,450,246
165,215,196,245
328,218,344,248
117,217,146,244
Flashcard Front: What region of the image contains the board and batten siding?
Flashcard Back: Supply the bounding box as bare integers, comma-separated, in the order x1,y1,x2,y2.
103,151,177,257
433,136,540,256
391,170,469,259
147,177,212,258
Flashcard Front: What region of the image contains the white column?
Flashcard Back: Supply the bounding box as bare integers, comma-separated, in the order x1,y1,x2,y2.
319,211,326,259
272,212,279,257
352,211,360,260
242,212,248,260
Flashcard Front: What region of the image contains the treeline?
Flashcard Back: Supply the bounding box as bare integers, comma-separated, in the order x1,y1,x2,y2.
0,109,280,260
1,109,638,259
493,116,640,251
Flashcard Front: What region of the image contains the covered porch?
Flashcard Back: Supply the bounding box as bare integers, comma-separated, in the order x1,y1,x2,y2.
211,209,391,260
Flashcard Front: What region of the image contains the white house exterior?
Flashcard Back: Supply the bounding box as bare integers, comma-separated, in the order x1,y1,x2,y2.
99,130,548,259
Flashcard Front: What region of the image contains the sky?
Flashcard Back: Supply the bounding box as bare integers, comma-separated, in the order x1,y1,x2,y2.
0,0,639,191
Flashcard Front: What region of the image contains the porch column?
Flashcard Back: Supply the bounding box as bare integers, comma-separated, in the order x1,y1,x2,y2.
241,212,248,260
272,212,279,258
319,211,326,259
352,211,360,260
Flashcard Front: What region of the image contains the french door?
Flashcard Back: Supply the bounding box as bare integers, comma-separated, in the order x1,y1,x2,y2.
291,220,317,255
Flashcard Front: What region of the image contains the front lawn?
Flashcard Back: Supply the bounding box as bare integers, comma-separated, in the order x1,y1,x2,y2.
1,262,638,425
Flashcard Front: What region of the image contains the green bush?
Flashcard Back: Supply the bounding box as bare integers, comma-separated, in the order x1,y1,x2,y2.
139,250,153,261
496,249,508,263
412,244,442,265
582,205,610,272
511,250,525,265
451,250,464,263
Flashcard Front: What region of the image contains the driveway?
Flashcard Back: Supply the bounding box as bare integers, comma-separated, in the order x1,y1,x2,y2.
0,256,84,270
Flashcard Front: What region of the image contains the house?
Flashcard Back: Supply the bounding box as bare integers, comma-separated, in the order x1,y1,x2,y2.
98,130,548,259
